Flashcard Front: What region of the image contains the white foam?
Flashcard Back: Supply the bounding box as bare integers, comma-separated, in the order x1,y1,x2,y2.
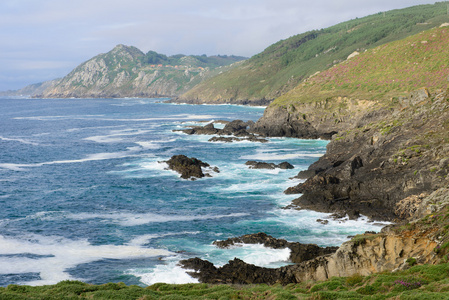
0,234,172,286
131,258,199,285
0,143,156,171
215,243,291,268
84,129,154,144
0,136,38,145
127,232,200,246
263,209,390,246
40,211,249,227
240,152,324,161
14,114,217,122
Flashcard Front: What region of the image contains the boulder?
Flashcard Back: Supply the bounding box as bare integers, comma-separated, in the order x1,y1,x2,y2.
165,155,218,180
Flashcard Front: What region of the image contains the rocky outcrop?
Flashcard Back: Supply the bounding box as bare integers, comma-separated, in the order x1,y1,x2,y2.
251,98,378,139
264,90,449,221
181,200,448,285
245,161,294,170
165,155,219,180
180,257,299,285
213,232,337,264
176,120,268,143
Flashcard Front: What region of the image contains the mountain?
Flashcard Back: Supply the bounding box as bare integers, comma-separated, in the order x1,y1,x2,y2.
32,45,246,98
176,2,449,105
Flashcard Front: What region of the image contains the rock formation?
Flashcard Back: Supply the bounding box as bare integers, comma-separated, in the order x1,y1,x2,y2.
165,155,219,180
175,120,268,143
245,161,294,170
254,90,449,222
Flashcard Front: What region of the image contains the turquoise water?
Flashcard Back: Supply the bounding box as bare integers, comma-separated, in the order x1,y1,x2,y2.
0,97,386,286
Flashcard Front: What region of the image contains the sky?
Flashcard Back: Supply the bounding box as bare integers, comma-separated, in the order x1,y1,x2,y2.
0,0,440,91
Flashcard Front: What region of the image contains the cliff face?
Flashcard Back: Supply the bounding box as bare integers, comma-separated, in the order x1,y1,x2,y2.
253,89,449,221
35,45,244,99
181,192,449,284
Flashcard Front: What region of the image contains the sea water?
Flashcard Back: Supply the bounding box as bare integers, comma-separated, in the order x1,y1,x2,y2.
0,97,387,286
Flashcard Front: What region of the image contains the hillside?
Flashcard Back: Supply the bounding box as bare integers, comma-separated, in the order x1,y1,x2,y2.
275,24,449,106
252,25,449,222
177,2,449,105
34,45,245,98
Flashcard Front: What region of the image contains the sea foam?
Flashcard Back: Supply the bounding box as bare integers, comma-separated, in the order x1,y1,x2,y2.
0,234,172,286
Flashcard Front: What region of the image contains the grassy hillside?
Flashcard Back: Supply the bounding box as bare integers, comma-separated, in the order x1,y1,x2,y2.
274,25,449,106
179,2,449,103
2,263,449,299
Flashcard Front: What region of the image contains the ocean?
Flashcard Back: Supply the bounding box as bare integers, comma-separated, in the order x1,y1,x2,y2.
0,97,387,286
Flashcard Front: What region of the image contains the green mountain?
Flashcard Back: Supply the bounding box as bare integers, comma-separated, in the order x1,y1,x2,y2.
177,2,449,104
35,45,246,98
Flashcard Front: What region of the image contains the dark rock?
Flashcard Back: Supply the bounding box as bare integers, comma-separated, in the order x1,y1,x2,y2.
165,155,218,180
208,136,238,143
175,119,268,143
222,120,250,134
245,161,277,169
295,169,317,179
180,232,339,285
316,219,329,225
246,161,294,170
278,162,295,169
180,257,298,285
213,232,338,264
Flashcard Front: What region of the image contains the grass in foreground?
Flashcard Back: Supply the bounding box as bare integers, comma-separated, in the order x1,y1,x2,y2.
3,263,449,299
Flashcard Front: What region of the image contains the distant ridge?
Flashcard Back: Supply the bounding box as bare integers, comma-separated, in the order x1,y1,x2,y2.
17,45,246,99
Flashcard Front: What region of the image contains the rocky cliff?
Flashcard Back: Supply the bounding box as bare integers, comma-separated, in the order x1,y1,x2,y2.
181,189,449,285
252,89,449,222
34,45,245,98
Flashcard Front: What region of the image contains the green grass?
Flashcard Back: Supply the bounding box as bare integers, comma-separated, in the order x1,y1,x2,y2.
274,25,449,107
5,264,449,299
181,2,449,102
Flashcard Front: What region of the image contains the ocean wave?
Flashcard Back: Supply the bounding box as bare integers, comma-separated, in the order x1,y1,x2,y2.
0,144,156,171
35,211,249,227
0,234,172,286
0,136,38,146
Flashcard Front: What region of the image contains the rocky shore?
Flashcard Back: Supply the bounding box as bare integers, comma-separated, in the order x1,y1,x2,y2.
253,89,449,222
178,88,449,285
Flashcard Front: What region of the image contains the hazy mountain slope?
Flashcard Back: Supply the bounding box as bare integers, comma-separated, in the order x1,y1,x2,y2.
36,45,245,98
177,2,449,104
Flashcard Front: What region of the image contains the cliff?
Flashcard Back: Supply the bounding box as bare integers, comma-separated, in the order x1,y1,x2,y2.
33,45,245,98
252,26,449,221
181,188,449,285
179,26,449,286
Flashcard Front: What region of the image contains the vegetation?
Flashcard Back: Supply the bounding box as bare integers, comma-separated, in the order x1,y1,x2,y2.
142,51,246,68
181,2,449,102
3,263,449,299
274,25,449,106
41,44,246,98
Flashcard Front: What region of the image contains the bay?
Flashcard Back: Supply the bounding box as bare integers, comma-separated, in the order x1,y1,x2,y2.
0,97,386,286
